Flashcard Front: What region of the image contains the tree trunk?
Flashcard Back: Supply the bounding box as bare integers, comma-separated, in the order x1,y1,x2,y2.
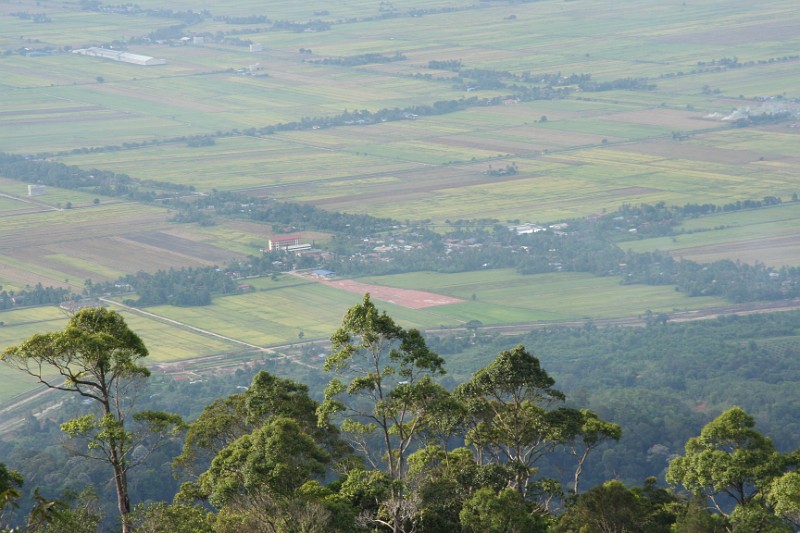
110,444,131,533
573,448,590,494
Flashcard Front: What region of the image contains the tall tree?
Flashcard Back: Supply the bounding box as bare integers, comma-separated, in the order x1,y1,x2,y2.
568,409,622,494
197,417,335,532
176,371,354,533
455,345,584,501
317,294,447,532
667,406,799,532
174,370,335,478
2,308,182,533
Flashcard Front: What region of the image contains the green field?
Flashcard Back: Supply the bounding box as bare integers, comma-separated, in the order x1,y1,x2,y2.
2,0,800,401
622,203,800,266
4,0,800,223
2,0,799,275
0,304,243,402
0,265,736,401
358,270,728,323
0,307,70,400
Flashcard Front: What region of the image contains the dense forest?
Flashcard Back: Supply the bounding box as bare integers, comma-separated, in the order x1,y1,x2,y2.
1,304,799,532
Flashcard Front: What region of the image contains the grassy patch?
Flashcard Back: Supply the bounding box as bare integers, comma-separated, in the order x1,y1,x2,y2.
359,270,727,322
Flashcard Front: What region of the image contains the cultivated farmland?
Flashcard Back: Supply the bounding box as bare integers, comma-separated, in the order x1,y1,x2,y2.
1,0,800,400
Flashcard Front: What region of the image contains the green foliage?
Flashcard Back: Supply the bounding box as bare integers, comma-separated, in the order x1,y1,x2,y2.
0,464,23,496
129,502,214,533
406,445,513,531
319,294,450,531
668,407,799,529
555,478,680,533
2,307,150,403
336,469,392,517
0,463,24,530
200,416,330,506
667,407,789,509
0,282,72,311
39,488,103,533
769,471,800,526
0,468,97,533
459,487,546,533
1,308,182,533
672,493,727,533
176,371,354,532
456,345,584,498
173,394,250,477
568,409,622,494
319,294,446,476
175,371,347,481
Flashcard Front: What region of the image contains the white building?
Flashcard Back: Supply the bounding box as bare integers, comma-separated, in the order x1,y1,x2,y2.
28,184,46,196
72,47,166,66
510,222,546,235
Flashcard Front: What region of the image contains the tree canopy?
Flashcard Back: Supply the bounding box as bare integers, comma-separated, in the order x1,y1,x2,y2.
2,308,182,533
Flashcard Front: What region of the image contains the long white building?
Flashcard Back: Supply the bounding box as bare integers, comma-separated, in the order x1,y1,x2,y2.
72,47,166,66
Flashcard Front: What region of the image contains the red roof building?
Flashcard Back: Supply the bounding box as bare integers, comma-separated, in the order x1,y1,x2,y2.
268,234,302,251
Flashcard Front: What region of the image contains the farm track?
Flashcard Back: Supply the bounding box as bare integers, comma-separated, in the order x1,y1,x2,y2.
1,296,799,435
0,192,60,212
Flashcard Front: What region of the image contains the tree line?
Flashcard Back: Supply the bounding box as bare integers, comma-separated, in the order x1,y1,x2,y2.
34,79,572,159
0,283,72,310
2,302,798,532
0,153,194,203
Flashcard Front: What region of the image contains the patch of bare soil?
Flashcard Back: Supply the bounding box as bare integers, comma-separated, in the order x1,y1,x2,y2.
315,278,465,309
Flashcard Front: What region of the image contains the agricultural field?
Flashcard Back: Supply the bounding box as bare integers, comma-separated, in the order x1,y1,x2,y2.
0,197,253,289
0,307,71,402
110,267,733,345
622,202,800,267
1,0,800,401
2,0,799,219
55,101,800,223
0,265,732,403
356,269,729,323
0,303,245,403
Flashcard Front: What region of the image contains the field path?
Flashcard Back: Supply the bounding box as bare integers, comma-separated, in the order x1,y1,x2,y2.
0,192,61,215
99,298,320,370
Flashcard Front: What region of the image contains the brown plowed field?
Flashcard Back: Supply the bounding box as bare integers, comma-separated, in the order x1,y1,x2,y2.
317,278,464,309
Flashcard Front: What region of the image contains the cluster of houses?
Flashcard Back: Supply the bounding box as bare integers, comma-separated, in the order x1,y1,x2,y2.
259,222,573,274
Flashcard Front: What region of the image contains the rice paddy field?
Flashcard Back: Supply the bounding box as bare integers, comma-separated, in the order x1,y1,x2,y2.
622,202,800,267
3,0,799,221
2,0,800,400
0,265,733,403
